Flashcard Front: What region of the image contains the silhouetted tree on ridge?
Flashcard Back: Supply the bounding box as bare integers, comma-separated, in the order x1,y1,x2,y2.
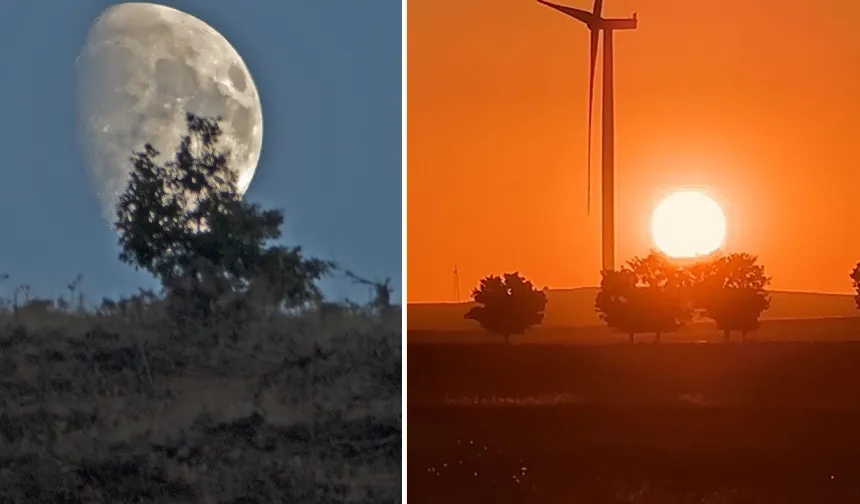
115,112,332,340
465,272,547,343
345,269,394,316
691,253,770,342
595,251,692,343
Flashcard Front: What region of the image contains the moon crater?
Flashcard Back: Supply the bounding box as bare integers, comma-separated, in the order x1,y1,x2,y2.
77,2,263,221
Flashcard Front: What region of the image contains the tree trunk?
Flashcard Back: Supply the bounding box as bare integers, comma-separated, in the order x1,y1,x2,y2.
723,329,731,342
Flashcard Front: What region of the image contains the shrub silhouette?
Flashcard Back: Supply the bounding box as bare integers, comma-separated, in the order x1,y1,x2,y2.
850,262,860,310
464,272,547,343
595,251,691,343
345,270,395,317
114,113,332,339
692,253,770,341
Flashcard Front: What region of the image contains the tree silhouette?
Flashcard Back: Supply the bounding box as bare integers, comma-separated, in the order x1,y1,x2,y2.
595,269,646,343
595,251,691,343
464,272,547,343
692,253,770,342
850,262,860,310
115,113,332,334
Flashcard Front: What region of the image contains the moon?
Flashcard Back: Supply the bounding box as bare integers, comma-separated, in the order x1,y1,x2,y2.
76,2,263,221
651,190,727,259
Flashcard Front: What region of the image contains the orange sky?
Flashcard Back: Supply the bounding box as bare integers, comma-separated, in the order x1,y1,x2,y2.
407,0,860,303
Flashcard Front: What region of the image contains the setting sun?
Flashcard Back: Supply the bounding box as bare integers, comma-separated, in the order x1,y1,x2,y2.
652,190,727,258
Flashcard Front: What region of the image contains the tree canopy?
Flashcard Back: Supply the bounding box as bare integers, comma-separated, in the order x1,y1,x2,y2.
595,251,691,342
690,253,770,341
114,113,331,336
464,272,547,343
595,251,771,343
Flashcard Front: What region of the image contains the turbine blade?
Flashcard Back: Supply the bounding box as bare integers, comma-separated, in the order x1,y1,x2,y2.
593,0,603,17
537,0,598,26
587,28,598,216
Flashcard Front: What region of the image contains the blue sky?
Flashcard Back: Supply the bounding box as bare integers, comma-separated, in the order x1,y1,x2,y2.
0,1,401,306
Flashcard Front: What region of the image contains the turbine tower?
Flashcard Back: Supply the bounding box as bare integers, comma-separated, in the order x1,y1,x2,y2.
537,0,637,272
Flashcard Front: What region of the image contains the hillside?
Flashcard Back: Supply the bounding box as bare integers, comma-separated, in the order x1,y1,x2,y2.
407,288,858,331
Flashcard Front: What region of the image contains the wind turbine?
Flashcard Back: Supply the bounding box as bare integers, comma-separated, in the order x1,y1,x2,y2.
537,0,637,272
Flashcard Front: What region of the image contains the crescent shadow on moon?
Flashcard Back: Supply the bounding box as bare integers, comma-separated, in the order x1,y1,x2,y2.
76,2,264,223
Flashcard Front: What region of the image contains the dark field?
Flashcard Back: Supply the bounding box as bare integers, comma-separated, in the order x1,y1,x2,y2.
408,315,860,345
409,336,860,503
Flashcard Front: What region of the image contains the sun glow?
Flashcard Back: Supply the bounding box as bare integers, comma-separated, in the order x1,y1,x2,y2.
651,190,727,258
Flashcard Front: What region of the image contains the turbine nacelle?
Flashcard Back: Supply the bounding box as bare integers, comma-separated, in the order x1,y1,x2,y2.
601,18,637,30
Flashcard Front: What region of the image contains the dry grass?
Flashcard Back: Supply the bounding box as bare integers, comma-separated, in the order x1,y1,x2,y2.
0,301,401,503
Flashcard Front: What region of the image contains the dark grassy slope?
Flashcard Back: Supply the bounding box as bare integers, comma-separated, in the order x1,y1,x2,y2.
408,288,858,331
409,340,860,503
0,308,401,504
